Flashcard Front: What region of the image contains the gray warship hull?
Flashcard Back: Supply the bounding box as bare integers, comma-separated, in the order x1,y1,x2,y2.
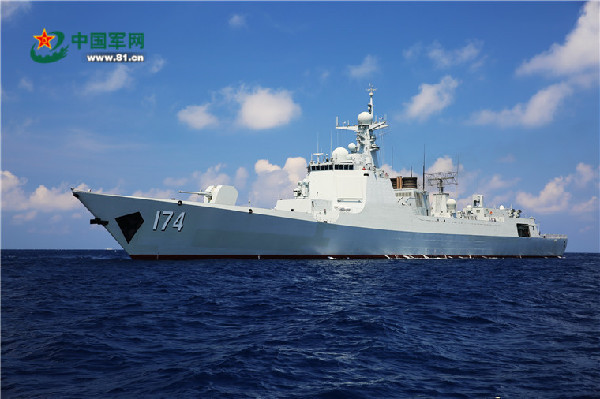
73,88,568,258
74,190,567,259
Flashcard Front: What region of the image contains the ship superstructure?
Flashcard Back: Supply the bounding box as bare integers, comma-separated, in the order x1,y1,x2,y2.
73,88,567,258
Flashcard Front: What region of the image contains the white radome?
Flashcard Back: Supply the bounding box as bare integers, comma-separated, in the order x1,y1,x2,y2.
357,111,372,125
447,198,457,212
332,146,349,162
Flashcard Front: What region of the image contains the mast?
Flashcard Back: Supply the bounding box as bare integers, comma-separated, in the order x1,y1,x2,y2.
335,85,388,168
422,145,426,191
367,84,376,115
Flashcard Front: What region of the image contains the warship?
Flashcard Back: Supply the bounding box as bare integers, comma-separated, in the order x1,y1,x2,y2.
73,88,568,259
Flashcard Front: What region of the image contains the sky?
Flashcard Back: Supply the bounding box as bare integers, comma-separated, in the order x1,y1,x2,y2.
1,1,599,252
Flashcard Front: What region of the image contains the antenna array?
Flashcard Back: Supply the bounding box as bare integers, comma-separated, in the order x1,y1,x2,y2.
425,171,458,194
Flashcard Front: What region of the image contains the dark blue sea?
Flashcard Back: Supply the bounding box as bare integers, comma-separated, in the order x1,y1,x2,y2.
2,250,599,398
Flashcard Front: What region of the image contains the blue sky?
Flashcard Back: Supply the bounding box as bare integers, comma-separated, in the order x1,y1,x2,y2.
2,1,598,252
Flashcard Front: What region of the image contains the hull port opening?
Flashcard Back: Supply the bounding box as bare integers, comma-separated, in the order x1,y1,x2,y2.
517,223,531,237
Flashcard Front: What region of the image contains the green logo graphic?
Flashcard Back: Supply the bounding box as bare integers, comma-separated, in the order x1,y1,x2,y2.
31,29,145,64
31,28,69,63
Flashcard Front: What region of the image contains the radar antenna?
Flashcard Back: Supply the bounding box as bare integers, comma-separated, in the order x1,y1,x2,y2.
426,171,458,194
367,83,377,95
367,84,376,114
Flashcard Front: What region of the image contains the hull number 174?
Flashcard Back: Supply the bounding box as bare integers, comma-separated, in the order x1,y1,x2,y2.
152,211,185,232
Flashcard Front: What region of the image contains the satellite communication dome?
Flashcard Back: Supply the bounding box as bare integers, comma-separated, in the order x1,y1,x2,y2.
332,146,349,162
348,142,357,153
447,198,457,212
357,111,372,125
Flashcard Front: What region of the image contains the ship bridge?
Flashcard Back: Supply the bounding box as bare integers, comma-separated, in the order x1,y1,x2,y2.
276,87,399,219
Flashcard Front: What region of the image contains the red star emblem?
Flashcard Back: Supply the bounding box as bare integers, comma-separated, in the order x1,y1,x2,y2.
33,28,55,50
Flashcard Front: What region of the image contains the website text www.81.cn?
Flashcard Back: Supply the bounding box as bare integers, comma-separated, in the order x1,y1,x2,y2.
86,53,144,62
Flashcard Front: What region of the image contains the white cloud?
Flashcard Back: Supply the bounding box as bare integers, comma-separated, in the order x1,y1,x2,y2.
28,184,82,211
469,82,573,128
251,157,307,207
234,167,249,189
142,93,157,107
229,14,246,28
192,164,231,190
81,56,163,95
482,174,519,191
177,104,218,130
517,1,599,78
348,55,379,79
426,156,457,174
572,196,599,214
516,176,572,213
404,75,459,121
428,40,483,69
474,174,520,204
12,210,38,225
1,1,31,21
379,163,407,176
2,170,88,220
255,159,281,174
567,70,599,89
84,65,132,94
283,157,307,185
2,170,29,211
575,162,596,187
403,42,422,60
178,85,301,131
149,56,165,74
18,77,33,92
236,87,301,130
516,162,598,214
474,2,598,133
403,40,484,70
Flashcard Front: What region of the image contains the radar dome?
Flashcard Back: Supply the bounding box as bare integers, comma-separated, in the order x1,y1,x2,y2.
447,199,457,212
348,142,357,153
357,111,372,125
332,147,349,162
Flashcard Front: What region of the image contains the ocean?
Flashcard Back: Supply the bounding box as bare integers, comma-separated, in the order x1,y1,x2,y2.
2,250,598,398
